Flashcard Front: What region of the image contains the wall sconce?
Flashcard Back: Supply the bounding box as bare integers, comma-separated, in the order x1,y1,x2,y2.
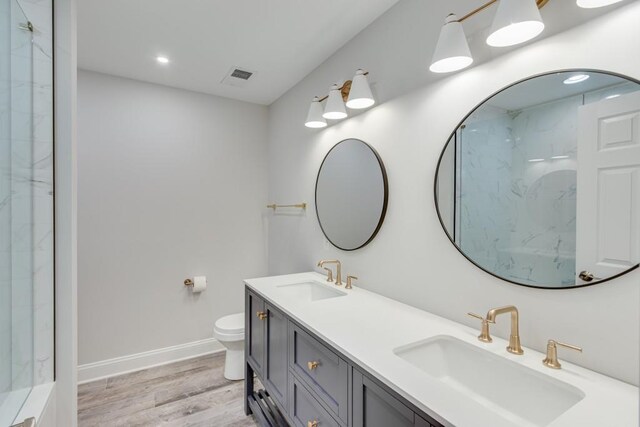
430,0,549,74
304,69,375,128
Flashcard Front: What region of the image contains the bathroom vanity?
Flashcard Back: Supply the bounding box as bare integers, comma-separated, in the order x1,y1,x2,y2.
244,272,639,427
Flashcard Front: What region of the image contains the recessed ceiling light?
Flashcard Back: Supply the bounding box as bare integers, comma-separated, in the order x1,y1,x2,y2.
156,56,170,64
528,158,545,162
563,74,589,85
605,94,620,100
551,155,569,160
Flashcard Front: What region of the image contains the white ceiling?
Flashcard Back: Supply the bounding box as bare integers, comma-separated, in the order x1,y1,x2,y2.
77,0,399,105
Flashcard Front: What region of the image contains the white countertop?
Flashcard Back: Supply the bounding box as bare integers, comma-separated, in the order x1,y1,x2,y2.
245,272,639,427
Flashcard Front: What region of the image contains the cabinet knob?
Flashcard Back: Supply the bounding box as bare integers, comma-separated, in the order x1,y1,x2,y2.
256,311,267,320
307,421,318,427
307,360,320,370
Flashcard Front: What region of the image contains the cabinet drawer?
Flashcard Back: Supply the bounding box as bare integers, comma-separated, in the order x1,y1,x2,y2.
289,324,348,422
289,374,341,427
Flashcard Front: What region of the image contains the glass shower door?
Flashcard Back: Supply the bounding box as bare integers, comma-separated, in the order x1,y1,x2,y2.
0,0,35,424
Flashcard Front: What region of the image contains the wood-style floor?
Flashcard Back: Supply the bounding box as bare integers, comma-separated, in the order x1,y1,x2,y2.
78,352,259,426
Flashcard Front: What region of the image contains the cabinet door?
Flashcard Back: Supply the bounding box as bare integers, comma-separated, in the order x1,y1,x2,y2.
265,303,288,409
353,369,415,427
416,415,435,427
247,291,266,377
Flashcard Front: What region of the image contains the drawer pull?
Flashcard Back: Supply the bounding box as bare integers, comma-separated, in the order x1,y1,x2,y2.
256,311,267,320
307,360,320,370
307,421,319,427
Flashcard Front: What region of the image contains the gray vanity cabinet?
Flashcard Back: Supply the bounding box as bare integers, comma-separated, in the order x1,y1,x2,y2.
245,287,444,427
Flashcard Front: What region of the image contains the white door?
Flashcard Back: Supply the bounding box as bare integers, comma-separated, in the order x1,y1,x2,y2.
576,90,640,284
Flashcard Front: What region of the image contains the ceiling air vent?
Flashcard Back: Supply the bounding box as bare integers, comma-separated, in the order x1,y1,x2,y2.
221,66,254,87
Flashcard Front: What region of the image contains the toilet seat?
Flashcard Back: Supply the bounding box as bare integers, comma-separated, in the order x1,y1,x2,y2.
214,312,244,341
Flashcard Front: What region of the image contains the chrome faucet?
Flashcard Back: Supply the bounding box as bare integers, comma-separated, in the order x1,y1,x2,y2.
486,305,524,355
317,259,342,286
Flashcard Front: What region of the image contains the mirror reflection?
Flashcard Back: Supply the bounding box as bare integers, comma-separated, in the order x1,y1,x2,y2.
316,139,388,251
436,71,640,288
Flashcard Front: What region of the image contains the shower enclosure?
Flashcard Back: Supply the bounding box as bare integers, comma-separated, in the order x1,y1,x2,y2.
0,0,54,424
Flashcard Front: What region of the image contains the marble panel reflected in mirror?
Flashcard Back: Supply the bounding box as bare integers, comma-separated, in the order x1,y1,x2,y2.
316,139,388,251
435,70,640,289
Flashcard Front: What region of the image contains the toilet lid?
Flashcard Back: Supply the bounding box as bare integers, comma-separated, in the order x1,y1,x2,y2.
215,313,244,334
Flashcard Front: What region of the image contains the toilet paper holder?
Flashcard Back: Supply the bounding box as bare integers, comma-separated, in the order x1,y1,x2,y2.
184,276,207,293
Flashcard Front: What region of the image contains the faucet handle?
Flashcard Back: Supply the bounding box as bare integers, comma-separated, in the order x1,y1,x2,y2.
346,275,358,289
543,339,582,369
555,341,582,352
323,267,334,282
467,312,494,343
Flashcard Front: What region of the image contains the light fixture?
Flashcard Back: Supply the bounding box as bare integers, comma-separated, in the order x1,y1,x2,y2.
430,1,549,74
487,0,545,47
156,56,170,64
605,94,620,99
304,70,375,127
305,97,327,128
528,158,545,162
323,84,348,120
551,155,569,159
576,0,623,8
429,14,473,73
563,74,590,84
346,70,375,109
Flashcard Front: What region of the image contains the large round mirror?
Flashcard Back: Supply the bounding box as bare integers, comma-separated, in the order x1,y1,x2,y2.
435,70,640,289
316,139,388,251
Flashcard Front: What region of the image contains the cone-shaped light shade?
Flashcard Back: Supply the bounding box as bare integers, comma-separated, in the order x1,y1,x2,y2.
486,0,544,47
430,14,473,73
323,84,348,119
576,0,623,7
346,70,375,109
305,97,327,128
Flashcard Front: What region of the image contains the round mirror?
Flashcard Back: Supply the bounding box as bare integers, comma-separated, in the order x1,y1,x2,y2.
316,139,388,251
435,70,640,289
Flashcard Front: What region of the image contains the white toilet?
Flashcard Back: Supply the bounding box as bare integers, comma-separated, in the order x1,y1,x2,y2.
214,312,245,380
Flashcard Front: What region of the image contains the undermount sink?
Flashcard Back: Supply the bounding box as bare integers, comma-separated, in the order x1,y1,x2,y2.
394,335,585,427
275,281,346,302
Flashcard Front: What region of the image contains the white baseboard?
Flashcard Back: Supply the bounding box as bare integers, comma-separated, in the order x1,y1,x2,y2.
77,338,224,384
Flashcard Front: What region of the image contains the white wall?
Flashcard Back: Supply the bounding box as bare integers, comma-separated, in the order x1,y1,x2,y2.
267,2,640,386
77,71,269,368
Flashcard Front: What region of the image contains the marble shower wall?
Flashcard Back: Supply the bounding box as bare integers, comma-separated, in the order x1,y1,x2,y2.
0,0,53,412
0,0,13,404
458,96,580,287
20,0,54,388
457,81,640,287
457,106,513,273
